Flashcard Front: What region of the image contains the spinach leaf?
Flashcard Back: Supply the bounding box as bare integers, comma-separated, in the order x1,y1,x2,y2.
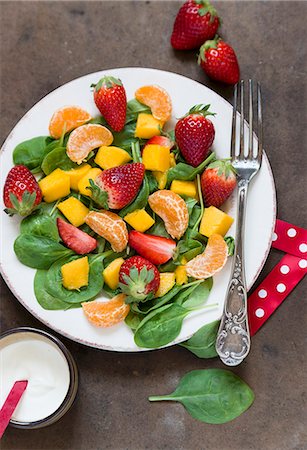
20,212,59,241
119,176,149,217
41,146,78,174
134,303,189,348
89,116,107,126
148,369,254,424
146,171,158,193
126,99,151,124
147,217,170,239
34,270,80,310
131,284,182,315
180,320,220,358
173,281,202,306
167,152,215,184
13,136,53,172
125,310,142,331
14,234,73,269
225,236,235,256
179,278,213,309
45,253,107,303
111,123,138,152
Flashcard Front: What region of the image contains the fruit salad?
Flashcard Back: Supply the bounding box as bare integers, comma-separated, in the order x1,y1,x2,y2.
3,76,236,349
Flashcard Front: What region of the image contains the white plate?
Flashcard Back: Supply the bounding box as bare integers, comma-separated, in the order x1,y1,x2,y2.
0,68,276,351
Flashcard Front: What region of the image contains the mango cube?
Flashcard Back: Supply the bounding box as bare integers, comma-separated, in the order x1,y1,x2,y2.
135,113,163,139
142,145,170,172
95,146,131,170
152,171,168,190
155,272,176,298
64,164,91,191
175,265,188,285
61,256,89,290
103,257,125,290
39,168,70,203
199,206,234,237
124,209,155,232
169,153,176,168
78,168,102,197
57,197,89,227
170,180,198,200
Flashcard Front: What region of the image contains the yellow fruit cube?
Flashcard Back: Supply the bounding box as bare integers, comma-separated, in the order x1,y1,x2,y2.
169,153,176,168
175,265,188,285
39,168,70,203
135,113,163,139
142,145,170,172
57,197,89,227
170,180,198,200
155,273,176,298
95,146,131,169
152,171,168,189
124,209,155,232
64,164,91,191
61,256,89,290
199,206,234,237
78,168,102,197
103,257,125,290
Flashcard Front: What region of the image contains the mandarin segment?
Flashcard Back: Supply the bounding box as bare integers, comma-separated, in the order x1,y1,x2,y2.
49,106,92,139
66,124,113,164
135,85,172,122
85,210,128,252
148,190,188,239
186,234,228,279
82,293,130,327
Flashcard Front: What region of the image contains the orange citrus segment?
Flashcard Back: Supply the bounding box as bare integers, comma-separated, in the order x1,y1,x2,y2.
66,124,113,165
148,190,188,239
85,210,128,252
135,85,172,122
49,106,92,139
82,293,130,327
186,234,228,279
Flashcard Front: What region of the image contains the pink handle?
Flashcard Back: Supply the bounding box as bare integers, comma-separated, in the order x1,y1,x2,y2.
0,380,28,439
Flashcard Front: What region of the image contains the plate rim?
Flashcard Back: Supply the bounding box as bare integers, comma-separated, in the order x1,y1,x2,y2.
0,67,277,351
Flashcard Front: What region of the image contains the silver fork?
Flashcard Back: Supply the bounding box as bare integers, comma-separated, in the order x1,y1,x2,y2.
215,80,263,366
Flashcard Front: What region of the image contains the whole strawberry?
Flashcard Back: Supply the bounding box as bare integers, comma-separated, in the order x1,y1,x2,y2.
119,256,160,303
198,36,240,84
88,163,145,209
3,165,42,216
171,0,220,50
175,104,215,167
92,76,127,132
201,159,237,207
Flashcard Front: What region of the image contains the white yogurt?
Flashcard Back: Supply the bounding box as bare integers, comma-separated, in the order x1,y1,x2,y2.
0,331,71,423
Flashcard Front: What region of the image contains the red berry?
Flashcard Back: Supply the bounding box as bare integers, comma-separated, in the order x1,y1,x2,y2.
119,256,160,303
171,0,220,50
128,231,176,265
93,76,127,132
57,218,98,255
199,37,240,85
88,163,145,210
201,160,237,207
3,165,42,216
175,105,215,167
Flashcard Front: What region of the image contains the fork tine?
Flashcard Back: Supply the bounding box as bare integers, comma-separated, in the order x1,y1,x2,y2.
239,80,245,158
257,82,263,166
248,80,253,159
231,84,238,162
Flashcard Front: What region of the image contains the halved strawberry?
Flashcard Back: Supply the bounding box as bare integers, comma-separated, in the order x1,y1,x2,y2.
128,231,176,265
88,163,145,210
119,255,160,303
57,218,97,255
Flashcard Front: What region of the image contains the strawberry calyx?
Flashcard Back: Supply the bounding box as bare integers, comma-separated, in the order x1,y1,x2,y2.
4,191,38,217
119,266,155,303
198,35,221,64
195,0,219,21
207,159,236,179
184,104,216,118
86,179,109,209
91,76,123,92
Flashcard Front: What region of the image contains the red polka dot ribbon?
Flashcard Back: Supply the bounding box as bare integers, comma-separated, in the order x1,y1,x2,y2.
248,220,307,336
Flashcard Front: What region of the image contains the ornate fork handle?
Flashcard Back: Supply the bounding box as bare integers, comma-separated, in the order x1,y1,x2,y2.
216,179,251,366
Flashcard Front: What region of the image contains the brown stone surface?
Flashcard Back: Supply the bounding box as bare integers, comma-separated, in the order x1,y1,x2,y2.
0,1,306,449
